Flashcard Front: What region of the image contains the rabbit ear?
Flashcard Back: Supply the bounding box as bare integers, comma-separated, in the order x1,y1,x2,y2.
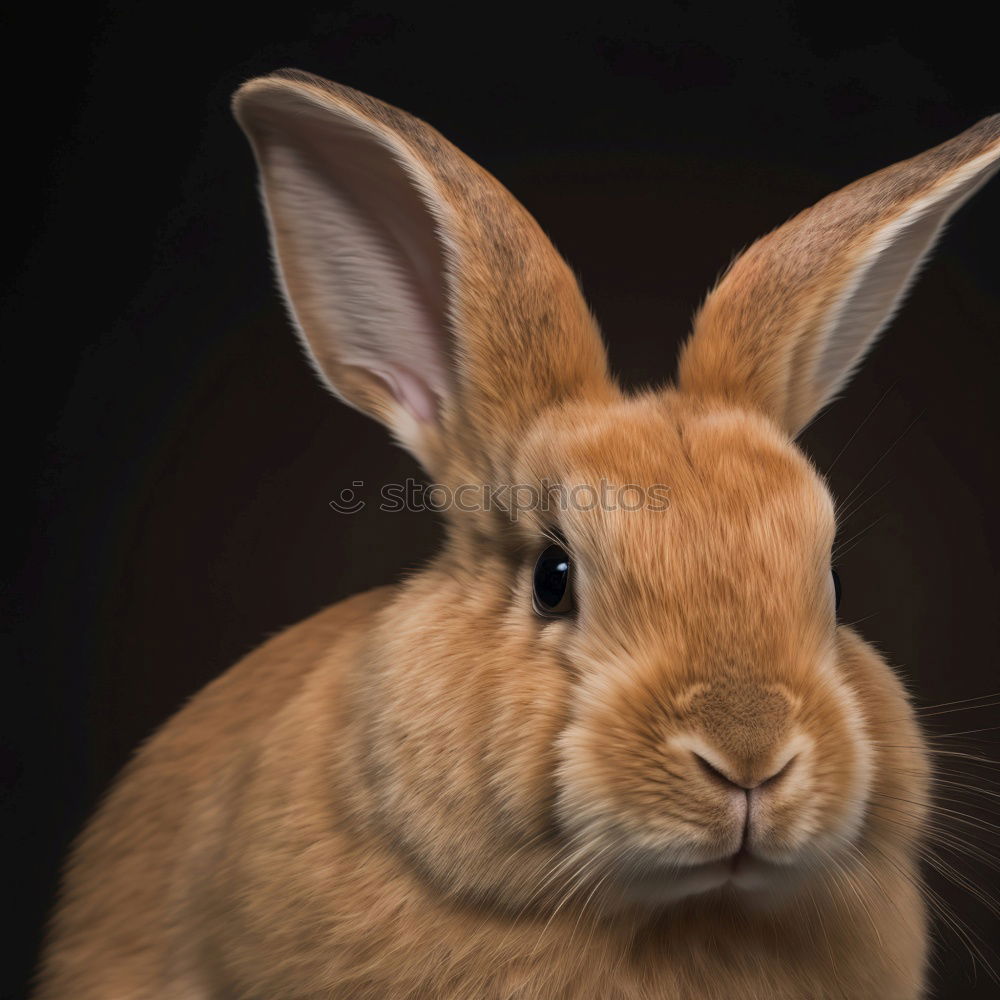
678,114,1000,436
232,70,612,474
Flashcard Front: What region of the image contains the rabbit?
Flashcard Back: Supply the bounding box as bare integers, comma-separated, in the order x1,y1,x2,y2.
33,68,999,1000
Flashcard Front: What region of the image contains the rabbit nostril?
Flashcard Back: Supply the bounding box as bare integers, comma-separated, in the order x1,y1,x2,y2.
692,751,797,791
761,754,797,787
692,752,747,791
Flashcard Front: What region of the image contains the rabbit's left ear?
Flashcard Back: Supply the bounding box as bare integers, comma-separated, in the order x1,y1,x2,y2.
678,115,1000,436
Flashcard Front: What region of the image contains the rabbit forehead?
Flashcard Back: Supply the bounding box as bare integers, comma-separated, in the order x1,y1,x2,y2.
516,393,836,557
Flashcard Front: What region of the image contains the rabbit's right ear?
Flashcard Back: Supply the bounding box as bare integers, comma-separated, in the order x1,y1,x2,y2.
232,70,613,476
678,115,1000,436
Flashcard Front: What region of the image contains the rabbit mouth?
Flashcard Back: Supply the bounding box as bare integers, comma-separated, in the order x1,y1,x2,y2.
609,849,804,909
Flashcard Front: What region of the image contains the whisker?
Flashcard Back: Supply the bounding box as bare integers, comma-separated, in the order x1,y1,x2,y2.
827,381,898,475
835,412,922,516
916,692,1000,716
833,513,888,561
863,836,1000,984
835,478,892,530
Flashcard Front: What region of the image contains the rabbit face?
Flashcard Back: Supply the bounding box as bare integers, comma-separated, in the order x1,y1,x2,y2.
509,394,873,908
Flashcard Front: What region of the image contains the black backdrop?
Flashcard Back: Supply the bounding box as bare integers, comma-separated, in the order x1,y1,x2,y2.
6,4,999,997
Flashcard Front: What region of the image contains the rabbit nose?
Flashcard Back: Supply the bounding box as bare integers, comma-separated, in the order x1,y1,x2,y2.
687,681,795,784
692,750,796,791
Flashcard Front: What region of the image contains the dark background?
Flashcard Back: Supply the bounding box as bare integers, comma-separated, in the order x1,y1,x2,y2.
5,3,999,997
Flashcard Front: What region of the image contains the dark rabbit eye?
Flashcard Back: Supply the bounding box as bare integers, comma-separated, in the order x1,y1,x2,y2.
832,568,842,612
533,544,574,617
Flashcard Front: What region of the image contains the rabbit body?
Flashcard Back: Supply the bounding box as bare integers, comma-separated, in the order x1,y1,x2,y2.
37,577,926,1000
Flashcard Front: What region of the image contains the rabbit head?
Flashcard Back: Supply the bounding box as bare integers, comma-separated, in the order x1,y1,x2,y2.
233,71,999,916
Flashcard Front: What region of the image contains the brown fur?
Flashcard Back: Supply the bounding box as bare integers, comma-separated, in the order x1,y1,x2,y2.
34,72,999,998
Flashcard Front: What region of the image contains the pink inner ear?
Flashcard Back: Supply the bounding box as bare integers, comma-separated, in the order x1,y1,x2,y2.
255,100,454,431
373,367,440,424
